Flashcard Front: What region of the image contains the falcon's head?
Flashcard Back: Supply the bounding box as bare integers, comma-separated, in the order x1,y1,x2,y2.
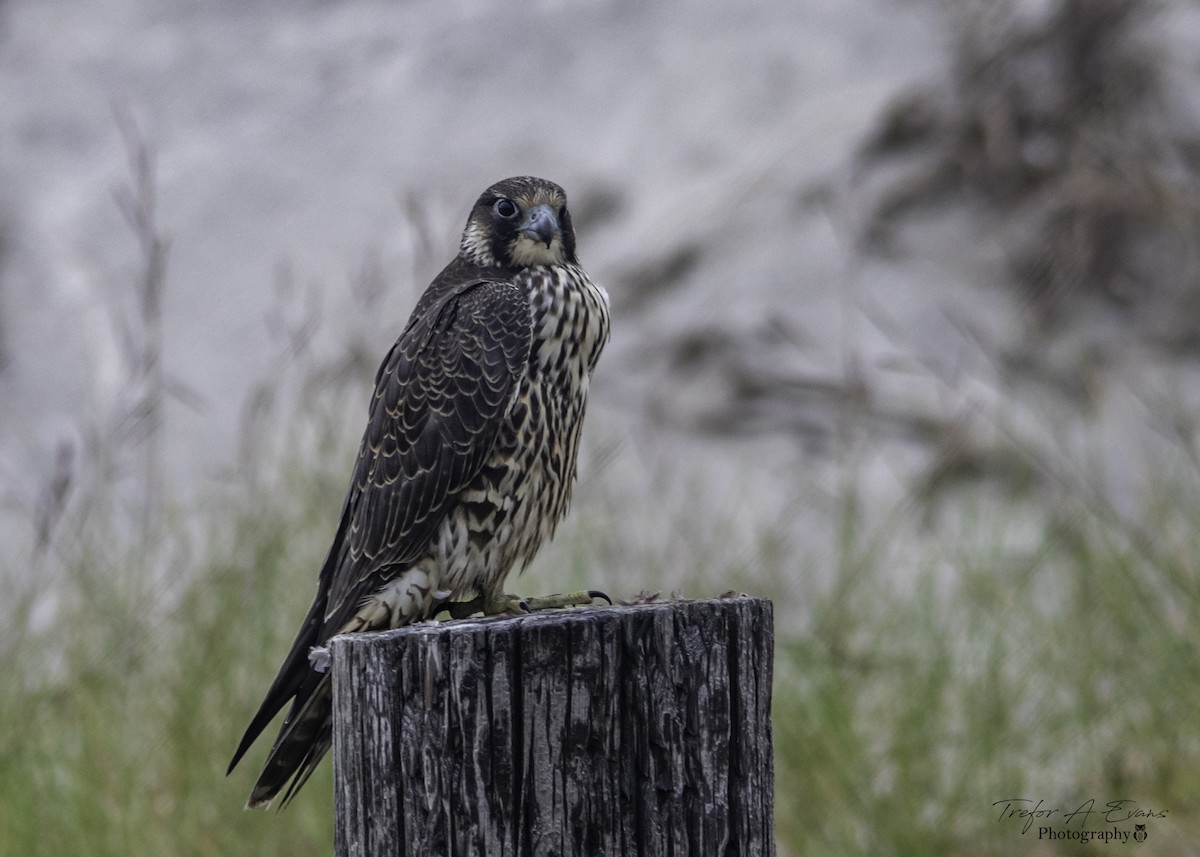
459,176,578,269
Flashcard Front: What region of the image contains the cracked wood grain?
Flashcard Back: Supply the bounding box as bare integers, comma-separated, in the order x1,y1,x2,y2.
331,597,774,857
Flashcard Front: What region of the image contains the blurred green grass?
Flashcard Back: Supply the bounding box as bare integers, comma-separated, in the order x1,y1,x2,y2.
0,456,340,856
3,403,1198,857
773,470,1200,856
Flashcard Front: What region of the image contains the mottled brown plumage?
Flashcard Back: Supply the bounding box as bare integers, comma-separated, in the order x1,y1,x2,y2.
227,176,610,808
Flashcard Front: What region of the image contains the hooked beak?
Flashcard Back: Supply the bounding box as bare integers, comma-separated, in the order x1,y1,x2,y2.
518,203,558,247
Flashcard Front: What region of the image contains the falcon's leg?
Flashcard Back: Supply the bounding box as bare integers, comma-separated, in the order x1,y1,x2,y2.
438,590,610,619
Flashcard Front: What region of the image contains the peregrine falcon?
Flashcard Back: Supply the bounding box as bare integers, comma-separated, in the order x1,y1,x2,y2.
227,176,610,808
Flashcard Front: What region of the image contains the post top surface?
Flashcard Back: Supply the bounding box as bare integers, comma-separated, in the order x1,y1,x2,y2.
328,595,772,650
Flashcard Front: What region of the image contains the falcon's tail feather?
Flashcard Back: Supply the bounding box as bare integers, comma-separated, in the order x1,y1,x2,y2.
227,513,349,805
225,585,326,778
246,676,334,809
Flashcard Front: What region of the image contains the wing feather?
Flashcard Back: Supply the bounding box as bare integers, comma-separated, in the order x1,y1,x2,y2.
325,276,530,625
227,273,530,783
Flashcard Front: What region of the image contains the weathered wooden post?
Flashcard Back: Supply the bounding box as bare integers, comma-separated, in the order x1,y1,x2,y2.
330,596,774,857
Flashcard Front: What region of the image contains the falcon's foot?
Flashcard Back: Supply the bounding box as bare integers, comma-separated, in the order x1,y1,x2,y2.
522,589,612,612
438,589,610,620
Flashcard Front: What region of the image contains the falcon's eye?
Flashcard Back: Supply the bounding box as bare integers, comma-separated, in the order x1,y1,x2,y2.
493,199,519,220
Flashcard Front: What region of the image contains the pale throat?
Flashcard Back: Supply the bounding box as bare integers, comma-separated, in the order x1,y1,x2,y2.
508,233,566,267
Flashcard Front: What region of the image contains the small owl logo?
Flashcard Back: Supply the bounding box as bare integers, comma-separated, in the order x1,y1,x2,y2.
1133,823,1148,843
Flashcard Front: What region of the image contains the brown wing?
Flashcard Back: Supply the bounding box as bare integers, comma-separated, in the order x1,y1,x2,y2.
327,275,532,621
227,273,531,799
